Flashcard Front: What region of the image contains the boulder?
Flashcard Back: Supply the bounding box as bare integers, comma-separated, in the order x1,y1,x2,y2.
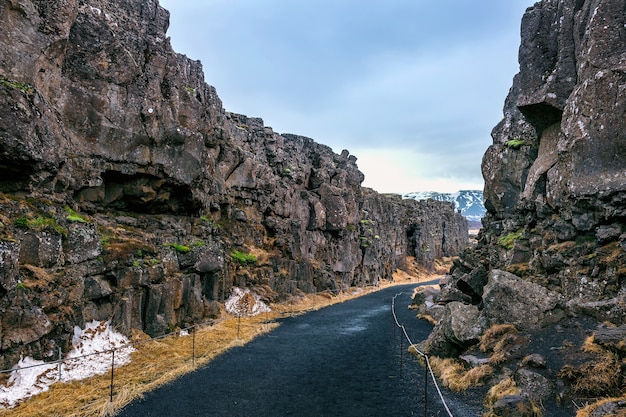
514,369,552,402
1,306,52,349
63,223,101,264
593,324,626,354
442,302,485,346
480,270,564,330
492,395,537,417
18,232,63,268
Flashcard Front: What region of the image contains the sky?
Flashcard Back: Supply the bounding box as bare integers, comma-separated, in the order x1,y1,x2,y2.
159,0,536,194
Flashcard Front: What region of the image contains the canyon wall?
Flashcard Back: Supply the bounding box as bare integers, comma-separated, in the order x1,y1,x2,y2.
423,1,626,411
0,0,467,369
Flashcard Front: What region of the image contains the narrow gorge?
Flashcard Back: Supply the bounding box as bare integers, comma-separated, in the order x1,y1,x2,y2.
0,0,468,372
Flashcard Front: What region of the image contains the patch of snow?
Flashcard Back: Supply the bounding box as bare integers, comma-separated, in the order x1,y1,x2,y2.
225,287,272,316
0,321,134,409
403,190,486,220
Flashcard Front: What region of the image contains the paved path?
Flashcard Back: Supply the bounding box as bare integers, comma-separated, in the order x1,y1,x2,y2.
117,282,477,416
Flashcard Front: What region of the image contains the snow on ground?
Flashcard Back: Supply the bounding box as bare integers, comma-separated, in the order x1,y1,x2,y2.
225,287,271,316
0,320,134,409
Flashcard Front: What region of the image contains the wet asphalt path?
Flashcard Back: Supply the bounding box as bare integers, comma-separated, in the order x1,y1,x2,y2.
117,282,468,417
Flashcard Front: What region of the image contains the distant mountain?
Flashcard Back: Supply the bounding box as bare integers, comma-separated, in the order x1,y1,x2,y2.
403,190,485,226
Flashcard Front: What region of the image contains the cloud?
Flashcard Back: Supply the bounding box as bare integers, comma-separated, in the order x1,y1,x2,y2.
159,0,534,193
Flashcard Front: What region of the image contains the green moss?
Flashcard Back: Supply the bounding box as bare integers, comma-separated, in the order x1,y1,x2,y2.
14,215,67,236
165,243,191,253
231,250,257,265
65,207,88,223
498,230,524,250
504,139,529,150
0,75,35,94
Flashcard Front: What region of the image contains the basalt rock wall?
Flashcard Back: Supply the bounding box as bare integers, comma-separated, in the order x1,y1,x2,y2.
0,0,467,370
430,0,626,354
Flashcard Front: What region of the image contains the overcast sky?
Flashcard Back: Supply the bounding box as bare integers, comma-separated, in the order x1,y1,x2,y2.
159,0,535,194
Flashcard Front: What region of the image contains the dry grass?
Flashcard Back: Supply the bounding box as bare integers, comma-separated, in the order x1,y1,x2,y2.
483,378,544,417
484,377,520,407
1,276,433,417
581,334,605,354
558,350,622,397
417,313,438,325
428,357,494,392
575,396,626,417
479,324,521,365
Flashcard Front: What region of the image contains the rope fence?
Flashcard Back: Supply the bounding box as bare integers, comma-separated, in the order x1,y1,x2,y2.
392,292,454,417
0,285,378,407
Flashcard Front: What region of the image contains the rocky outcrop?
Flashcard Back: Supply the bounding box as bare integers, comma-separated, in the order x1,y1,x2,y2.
420,0,626,413
0,0,467,370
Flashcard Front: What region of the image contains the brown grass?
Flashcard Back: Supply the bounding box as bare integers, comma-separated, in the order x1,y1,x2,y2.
428,357,494,392
558,350,622,397
417,313,438,325
576,396,626,417
483,377,520,408
480,324,518,352
483,378,544,417
1,277,433,417
479,324,521,365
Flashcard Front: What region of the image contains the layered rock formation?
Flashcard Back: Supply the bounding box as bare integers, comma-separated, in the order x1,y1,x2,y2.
0,0,467,370
422,0,626,413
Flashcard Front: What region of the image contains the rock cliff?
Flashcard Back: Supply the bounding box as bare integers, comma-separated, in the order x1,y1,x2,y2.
421,1,626,414
0,0,467,370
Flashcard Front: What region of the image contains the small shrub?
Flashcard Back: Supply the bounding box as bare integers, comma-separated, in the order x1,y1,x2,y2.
231,250,257,265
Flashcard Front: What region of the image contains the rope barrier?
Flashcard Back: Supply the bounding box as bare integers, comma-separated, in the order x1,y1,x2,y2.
0,284,389,408
0,285,373,376
392,292,454,417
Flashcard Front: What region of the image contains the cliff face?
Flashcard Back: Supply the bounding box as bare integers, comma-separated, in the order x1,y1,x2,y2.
478,0,626,320
0,0,467,369
424,0,626,412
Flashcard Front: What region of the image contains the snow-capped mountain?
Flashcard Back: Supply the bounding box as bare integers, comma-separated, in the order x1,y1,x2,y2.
403,190,485,226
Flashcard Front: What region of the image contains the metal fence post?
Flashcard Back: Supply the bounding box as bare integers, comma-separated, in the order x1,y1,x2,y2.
192,326,196,368
57,347,62,381
110,349,115,402
424,360,428,417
